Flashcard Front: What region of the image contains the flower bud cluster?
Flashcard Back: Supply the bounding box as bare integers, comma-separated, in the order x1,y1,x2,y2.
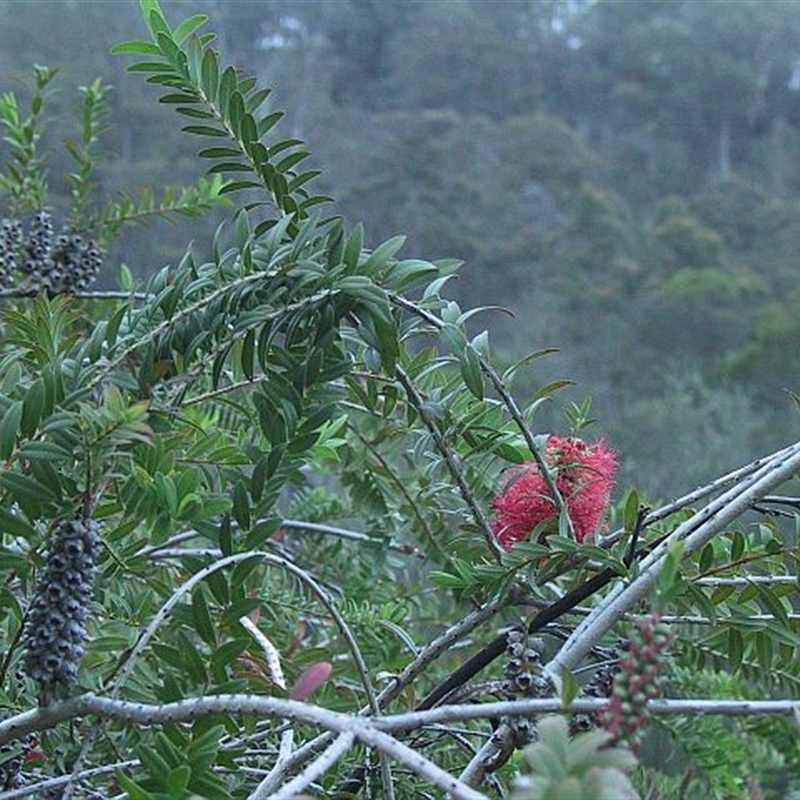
22,519,99,700
0,211,103,294
502,631,553,746
603,613,672,748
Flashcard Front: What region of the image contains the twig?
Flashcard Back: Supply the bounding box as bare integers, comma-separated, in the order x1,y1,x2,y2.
4,693,799,748
93,285,332,387
395,364,503,562
0,760,138,799
457,722,515,791
255,730,355,800
281,518,424,558
0,693,487,800
377,590,519,709
388,292,573,538
694,575,799,586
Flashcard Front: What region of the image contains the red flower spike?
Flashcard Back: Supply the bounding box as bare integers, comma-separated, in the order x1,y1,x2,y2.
491,435,617,550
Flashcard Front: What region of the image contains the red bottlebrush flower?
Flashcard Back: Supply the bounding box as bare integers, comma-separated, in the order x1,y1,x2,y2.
492,435,617,550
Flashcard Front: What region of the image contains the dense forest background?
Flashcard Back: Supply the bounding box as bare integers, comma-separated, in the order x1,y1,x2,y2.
2,0,800,498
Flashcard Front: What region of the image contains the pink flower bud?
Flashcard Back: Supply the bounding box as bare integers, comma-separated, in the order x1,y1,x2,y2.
290,661,333,701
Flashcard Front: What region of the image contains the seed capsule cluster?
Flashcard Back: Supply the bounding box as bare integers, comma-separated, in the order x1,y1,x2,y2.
603,613,672,748
0,219,23,287
22,520,99,701
502,631,553,746
569,641,625,734
0,733,43,790
0,211,103,294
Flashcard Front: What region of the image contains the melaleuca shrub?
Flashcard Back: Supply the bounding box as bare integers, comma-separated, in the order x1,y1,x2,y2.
22,519,100,702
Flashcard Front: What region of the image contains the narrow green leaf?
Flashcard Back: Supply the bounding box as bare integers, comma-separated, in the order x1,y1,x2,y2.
727,627,743,671
207,162,253,174
198,146,241,159
241,329,256,380
111,40,163,56
218,65,237,114
756,584,789,626
257,111,284,137
0,471,56,502
559,666,579,706
275,150,309,173
192,590,217,648
182,124,228,137
698,542,714,574
730,530,745,562
532,379,575,400
0,401,22,460
172,13,208,44
20,380,44,438
460,346,484,400
219,180,261,194
363,236,406,273
623,490,640,533
114,772,154,800
232,481,250,531
201,47,219,101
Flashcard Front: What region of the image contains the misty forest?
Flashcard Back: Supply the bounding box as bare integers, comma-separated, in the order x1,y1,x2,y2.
0,0,799,798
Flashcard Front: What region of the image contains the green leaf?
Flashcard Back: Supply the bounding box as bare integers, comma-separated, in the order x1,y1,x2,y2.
623,490,640,533
559,666,579,706
756,584,789,626
698,541,714,574
192,589,217,648
428,571,468,589
111,40,163,56
0,509,35,540
218,65,237,115
20,380,44,438
343,223,364,273
198,147,241,159
0,401,22,460
655,538,685,603
115,772,155,800
0,471,56,503
727,627,743,671
532,378,575,400
232,481,250,530
459,345,484,400
363,235,406,273
730,530,745,562
119,264,134,292
201,47,219,101
173,14,208,44
183,124,228,137
166,764,191,797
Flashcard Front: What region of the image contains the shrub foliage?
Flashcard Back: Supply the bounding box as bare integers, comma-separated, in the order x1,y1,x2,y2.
0,3,799,798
